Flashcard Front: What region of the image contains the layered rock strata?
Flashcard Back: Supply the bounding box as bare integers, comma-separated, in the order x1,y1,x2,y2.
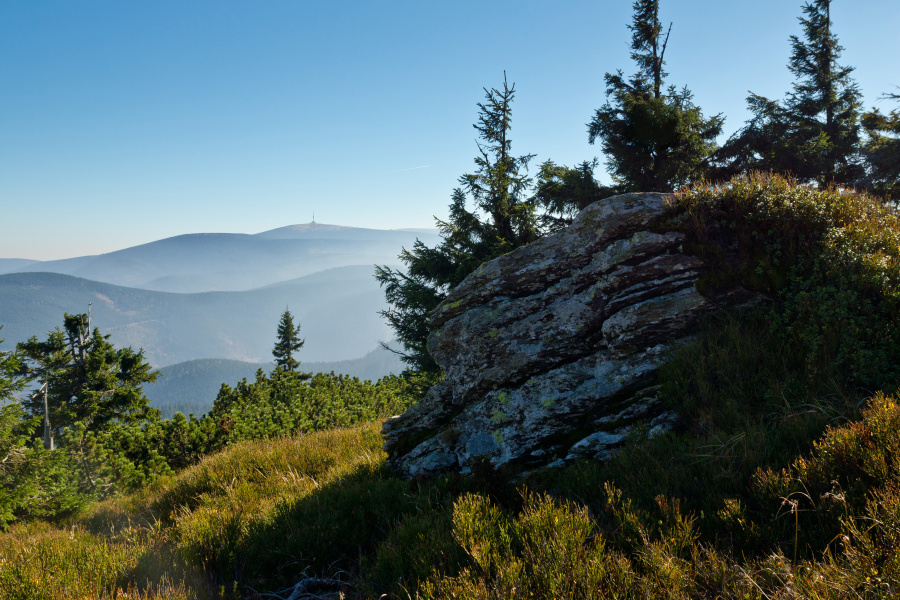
383,192,752,477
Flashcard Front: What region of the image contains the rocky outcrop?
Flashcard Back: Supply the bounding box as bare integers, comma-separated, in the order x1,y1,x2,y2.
382,192,756,477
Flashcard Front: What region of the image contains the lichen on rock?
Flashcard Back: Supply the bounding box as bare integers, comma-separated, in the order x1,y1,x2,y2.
382,192,759,477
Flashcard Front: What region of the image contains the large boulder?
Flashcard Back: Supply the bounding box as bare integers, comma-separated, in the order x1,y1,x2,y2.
383,193,755,477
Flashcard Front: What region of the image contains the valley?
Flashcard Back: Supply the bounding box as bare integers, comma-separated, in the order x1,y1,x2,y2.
0,223,430,407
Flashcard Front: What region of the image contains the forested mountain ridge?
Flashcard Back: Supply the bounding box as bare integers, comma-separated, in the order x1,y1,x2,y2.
0,267,391,366
144,347,406,418
0,259,39,273
0,224,439,293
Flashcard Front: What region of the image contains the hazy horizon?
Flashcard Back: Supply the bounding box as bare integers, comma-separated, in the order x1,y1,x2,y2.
0,220,441,262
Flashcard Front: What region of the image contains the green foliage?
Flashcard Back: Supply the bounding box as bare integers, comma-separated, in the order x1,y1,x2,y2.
532,159,614,232
676,172,900,389
377,74,538,372
0,330,25,404
419,491,635,599
752,393,900,559
0,338,64,528
17,312,158,437
146,350,407,419
0,311,420,528
1,383,898,598
0,324,146,527
523,309,861,549
6,169,900,597
207,369,417,449
61,369,420,501
271,308,304,372
587,0,723,192
421,380,900,598
6,313,163,509
0,405,86,529
861,99,900,199
784,0,863,184
375,258,446,373
716,0,863,186
364,510,460,591
146,359,273,419
421,463,900,599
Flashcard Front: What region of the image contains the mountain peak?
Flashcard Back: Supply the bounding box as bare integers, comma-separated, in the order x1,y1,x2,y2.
258,222,354,235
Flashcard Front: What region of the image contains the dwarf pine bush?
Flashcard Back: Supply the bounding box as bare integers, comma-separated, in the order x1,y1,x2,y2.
674,172,900,389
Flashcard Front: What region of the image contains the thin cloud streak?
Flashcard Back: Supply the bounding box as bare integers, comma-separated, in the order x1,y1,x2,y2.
393,165,431,173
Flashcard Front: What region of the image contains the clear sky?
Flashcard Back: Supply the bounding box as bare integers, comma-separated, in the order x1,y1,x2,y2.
2,0,898,260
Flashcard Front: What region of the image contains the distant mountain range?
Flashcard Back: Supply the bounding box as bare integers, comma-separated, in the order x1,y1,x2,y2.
145,347,406,419
0,259,39,272
0,223,439,293
0,266,392,366
0,222,428,406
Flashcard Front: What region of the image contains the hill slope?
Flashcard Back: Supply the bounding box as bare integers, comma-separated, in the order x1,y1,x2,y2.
9,224,439,292
2,177,900,599
0,266,392,366
145,347,406,418
0,259,39,275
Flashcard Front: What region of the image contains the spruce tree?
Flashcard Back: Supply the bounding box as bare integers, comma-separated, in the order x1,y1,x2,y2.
717,0,862,186
0,328,25,403
377,74,538,372
861,92,900,199
587,0,723,192
17,313,158,437
272,308,304,372
533,159,613,233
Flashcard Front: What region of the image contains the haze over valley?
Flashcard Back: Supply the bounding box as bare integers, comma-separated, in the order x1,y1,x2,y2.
0,223,430,410
0,223,439,293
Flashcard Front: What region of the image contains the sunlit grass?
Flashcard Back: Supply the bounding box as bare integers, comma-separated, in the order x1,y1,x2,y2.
0,521,200,600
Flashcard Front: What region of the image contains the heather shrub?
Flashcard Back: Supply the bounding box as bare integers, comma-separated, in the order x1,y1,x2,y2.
675,172,900,390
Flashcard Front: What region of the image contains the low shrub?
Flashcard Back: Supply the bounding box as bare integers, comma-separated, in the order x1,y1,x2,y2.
675,172,900,390
418,491,637,600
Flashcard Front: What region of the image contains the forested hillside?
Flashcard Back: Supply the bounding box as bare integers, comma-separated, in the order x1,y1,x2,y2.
0,266,391,366
146,346,405,418
3,173,899,599
3,224,439,293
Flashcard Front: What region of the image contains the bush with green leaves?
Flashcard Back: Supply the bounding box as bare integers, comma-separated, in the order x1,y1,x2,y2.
419,491,636,599
0,330,86,528
673,172,900,389
206,369,420,449
2,383,899,598
0,405,86,529
70,369,423,498
0,310,426,527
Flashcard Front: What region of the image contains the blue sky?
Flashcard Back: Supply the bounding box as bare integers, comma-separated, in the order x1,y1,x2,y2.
2,0,898,260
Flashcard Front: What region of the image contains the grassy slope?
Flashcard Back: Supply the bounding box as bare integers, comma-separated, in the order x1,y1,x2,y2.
3,383,898,599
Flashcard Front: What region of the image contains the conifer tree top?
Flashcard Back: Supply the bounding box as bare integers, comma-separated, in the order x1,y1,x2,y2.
273,308,304,372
